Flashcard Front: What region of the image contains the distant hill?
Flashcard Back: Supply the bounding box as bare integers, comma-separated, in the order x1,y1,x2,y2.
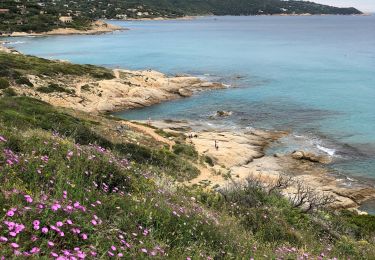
0,0,362,34
127,0,362,16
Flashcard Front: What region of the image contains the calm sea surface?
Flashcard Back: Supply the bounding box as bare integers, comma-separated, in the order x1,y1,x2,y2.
7,16,375,186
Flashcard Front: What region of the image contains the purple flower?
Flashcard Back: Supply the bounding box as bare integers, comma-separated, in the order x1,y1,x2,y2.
30,247,40,254
48,241,54,247
42,227,49,234
0,236,8,242
24,195,33,203
6,209,15,217
10,243,19,248
56,221,63,227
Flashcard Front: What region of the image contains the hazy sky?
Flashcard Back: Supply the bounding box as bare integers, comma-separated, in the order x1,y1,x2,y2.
314,0,375,12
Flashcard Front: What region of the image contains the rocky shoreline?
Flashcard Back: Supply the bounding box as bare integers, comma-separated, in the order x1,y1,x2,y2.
2,44,374,213
147,120,375,213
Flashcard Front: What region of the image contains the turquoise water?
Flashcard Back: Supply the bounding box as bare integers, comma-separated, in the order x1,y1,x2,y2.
6,16,375,182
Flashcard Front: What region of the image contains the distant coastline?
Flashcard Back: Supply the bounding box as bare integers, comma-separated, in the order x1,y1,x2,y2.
0,20,124,37
2,12,372,37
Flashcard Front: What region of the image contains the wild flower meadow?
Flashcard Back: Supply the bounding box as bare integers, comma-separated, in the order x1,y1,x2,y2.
0,97,374,259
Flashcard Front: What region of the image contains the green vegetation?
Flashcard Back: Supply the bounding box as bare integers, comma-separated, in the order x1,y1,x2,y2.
37,83,75,94
15,76,33,87
204,155,215,166
0,96,374,258
0,52,114,80
0,0,362,34
173,143,198,160
0,77,9,89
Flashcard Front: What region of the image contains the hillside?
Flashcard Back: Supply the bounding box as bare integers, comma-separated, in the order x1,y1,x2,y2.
1,46,375,259
1,0,362,34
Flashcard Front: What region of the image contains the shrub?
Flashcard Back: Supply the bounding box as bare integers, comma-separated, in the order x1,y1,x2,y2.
173,143,198,160
37,83,75,94
0,77,10,89
15,76,33,87
204,155,214,166
2,87,17,96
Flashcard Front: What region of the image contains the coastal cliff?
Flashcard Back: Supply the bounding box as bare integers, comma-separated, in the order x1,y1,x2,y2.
1,47,375,259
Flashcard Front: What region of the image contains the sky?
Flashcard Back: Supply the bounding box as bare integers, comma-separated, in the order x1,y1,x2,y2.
314,0,375,12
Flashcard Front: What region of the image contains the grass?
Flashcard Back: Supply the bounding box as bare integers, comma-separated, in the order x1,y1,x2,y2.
0,96,374,259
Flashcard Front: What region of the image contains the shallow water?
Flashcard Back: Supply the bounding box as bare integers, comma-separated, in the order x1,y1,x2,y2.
6,15,375,183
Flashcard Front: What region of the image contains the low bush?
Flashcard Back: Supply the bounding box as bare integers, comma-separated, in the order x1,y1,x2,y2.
0,77,10,89
172,143,198,160
15,76,33,87
37,83,74,94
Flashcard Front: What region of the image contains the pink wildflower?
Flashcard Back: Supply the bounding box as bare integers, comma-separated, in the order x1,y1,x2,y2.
42,227,49,234
30,247,40,254
48,241,54,247
6,209,15,217
0,236,8,242
66,219,73,225
0,135,6,142
111,246,117,251
141,248,148,253
81,233,88,240
91,219,98,226
10,243,19,248
108,251,114,257
51,203,62,211
24,195,33,203
56,221,63,227
33,220,40,226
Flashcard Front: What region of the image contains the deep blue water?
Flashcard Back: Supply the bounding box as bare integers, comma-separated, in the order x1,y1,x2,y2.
6,15,375,182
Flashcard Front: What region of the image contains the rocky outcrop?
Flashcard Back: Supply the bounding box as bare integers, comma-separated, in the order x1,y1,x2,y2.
291,150,332,164
11,69,226,114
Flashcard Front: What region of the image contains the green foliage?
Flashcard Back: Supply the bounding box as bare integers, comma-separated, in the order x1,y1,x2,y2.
0,96,199,181
0,0,362,34
0,96,374,259
15,76,33,87
37,83,74,94
0,77,10,89
0,52,114,80
204,155,214,166
172,143,198,160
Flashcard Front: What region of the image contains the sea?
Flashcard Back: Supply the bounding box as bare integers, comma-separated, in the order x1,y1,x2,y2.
5,15,375,210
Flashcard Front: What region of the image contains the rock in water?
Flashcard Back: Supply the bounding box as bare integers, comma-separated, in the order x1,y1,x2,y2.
291,150,332,164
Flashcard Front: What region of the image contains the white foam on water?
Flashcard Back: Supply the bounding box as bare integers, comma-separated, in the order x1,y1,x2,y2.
9,41,25,45
317,144,336,156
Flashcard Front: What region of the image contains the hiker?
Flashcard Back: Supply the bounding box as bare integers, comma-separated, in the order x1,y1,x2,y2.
214,140,219,150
